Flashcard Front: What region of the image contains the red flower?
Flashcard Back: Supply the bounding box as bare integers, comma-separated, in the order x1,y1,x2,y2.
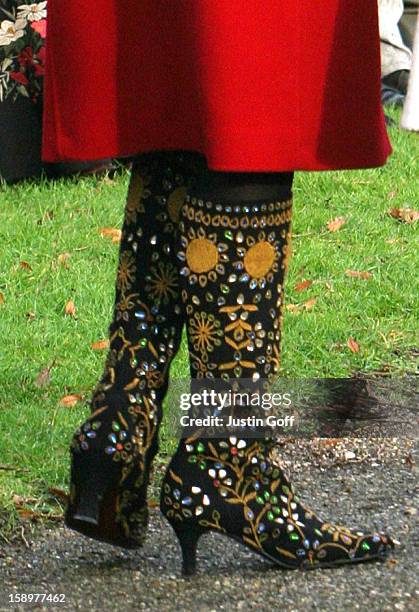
34,64,45,77
18,47,34,68
10,72,29,85
31,19,47,39
37,46,46,64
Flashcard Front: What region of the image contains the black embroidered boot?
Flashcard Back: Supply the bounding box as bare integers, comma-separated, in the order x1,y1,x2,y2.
66,151,206,547
160,172,393,573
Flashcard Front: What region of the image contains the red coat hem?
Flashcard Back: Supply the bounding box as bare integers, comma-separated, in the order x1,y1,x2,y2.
42,138,392,173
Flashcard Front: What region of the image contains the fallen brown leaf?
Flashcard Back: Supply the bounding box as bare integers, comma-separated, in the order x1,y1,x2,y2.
295,279,313,292
17,509,37,520
303,298,317,310
91,339,109,350
59,393,83,407
48,487,69,503
386,558,399,566
26,311,36,321
65,299,76,317
318,439,339,447
345,269,372,280
0,292,4,305
34,361,55,388
19,261,32,271
347,337,360,353
12,494,38,508
327,216,346,232
286,304,301,313
388,207,419,224
100,227,122,243
58,252,71,268
286,299,317,313
405,453,415,468
18,509,63,522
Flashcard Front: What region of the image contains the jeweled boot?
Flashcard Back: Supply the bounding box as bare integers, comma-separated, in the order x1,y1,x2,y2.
160,177,393,573
66,151,206,547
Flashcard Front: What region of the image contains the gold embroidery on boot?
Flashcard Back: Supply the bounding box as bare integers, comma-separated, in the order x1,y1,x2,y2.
117,251,137,292
125,170,151,223
186,238,219,273
243,241,275,278
145,261,179,304
168,186,188,223
189,311,223,355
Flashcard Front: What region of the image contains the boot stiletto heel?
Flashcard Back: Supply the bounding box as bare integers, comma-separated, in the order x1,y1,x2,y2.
172,525,206,576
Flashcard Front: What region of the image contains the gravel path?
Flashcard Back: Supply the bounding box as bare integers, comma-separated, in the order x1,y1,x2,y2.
0,441,417,612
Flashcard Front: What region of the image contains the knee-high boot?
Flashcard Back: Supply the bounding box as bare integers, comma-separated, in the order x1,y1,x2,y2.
160,171,393,573
66,151,206,547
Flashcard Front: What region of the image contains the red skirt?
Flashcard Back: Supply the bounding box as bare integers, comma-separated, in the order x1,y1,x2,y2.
42,1,391,171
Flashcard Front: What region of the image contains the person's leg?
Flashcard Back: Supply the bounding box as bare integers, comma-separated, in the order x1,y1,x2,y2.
161,170,393,574
379,0,413,104
66,150,206,546
379,0,413,77
400,1,419,48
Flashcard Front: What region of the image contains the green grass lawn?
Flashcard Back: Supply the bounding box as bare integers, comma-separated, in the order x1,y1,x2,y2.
0,118,418,535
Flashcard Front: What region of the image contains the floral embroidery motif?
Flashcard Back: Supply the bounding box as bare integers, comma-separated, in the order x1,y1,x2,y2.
104,420,133,463
145,261,179,304
115,292,140,323
116,251,137,293
189,311,222,355
0,1,46,102
17,2,46,21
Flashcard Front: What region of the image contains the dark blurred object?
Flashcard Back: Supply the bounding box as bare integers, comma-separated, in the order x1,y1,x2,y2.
382,68,410,106
382,84,406,106
314,377,379,437
0,96,42,183
400,1,419,46
383,68,410,94
43,159,121,180
0,96,119,183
